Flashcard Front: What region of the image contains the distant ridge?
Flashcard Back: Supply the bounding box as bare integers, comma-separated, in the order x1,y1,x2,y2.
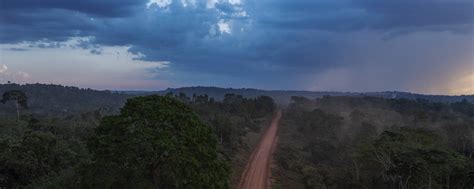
0,83,130,117
157,86,474,104
1,84,472,113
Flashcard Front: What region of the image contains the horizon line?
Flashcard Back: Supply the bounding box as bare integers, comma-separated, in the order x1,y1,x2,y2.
1,82,473,97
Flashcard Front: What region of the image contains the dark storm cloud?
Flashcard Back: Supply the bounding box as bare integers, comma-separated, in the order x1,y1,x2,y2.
253,0,367,31
356,0,474,31
1,0,473,89
0,0,146,43
0,0,147,17
256,0,474,32
89,49,102,55
7,47,28,51
2,0,471,49
0,8,99,43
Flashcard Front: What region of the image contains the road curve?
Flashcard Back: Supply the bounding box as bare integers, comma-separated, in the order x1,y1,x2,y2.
238,110,281,189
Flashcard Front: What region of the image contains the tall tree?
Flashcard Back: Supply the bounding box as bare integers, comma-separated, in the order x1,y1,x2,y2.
1,90,28,123
82,95,229,188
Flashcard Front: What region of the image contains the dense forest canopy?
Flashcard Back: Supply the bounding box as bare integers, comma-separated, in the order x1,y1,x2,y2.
0,83,130,117
0,84,473,188
274,95,474,188
82,95,229,188
0,85,275,188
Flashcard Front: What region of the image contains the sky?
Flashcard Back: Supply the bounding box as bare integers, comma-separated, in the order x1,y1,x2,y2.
0,0,473,95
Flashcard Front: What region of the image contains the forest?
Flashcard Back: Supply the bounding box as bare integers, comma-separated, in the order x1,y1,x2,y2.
0,84,275,188
2,0,474,188
0,84,473,188
274,96,474,188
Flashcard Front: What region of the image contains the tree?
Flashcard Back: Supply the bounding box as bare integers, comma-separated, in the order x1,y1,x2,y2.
82,95,229,188
355,127,468,189
0,131,77,188
1,90,28,124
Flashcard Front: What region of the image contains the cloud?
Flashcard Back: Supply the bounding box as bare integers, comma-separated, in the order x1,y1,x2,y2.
254,0,474,33
16,71,30,80
0,64,31,83
0,0,148,17
147,0,172,8
0,64,7,73
355,0,474,32
0,0,473,92
89,49,102,55
7,48,28,51
0,40,171,89
217,19,232,34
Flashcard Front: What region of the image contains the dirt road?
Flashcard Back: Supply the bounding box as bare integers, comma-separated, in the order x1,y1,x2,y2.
238,110,281,189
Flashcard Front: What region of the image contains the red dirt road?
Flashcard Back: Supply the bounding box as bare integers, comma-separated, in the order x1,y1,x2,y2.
238,110,281,189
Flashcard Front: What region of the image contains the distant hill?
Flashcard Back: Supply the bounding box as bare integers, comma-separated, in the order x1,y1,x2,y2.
158,86,474,104
1,84,472,118
0,83,131,117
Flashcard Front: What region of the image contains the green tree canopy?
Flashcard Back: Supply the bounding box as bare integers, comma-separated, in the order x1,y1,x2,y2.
1,90,28,108
0,131,77,188
1,90,28,123
356,127,468,188
82,95,229,188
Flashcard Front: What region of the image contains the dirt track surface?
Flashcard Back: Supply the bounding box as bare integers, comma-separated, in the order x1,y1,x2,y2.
238,110,281,189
